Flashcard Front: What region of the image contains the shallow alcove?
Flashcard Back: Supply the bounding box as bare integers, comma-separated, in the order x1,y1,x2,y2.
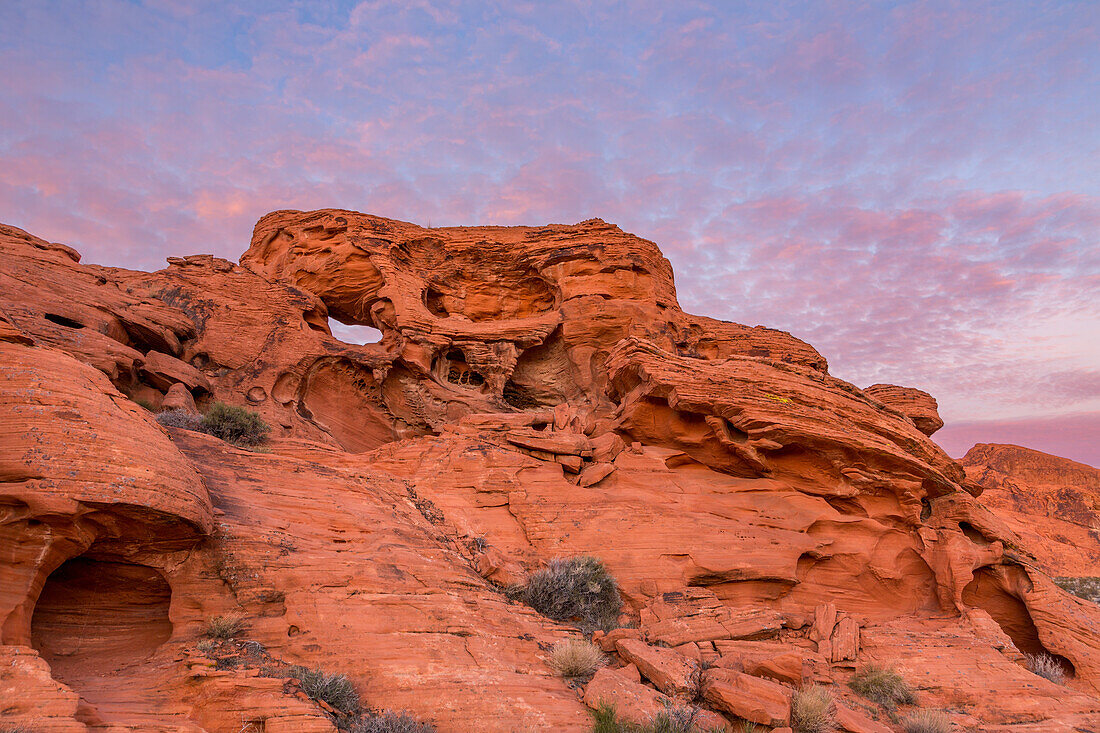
31,557,172,683
963,566,1075,678
327,317,382,344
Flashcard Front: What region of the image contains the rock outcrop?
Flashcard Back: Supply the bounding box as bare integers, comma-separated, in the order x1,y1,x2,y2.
1,211,1099,731
965,443,1100,575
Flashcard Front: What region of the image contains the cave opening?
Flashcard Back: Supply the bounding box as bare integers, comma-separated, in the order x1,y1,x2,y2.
963,567,1075,679
31,556,172,685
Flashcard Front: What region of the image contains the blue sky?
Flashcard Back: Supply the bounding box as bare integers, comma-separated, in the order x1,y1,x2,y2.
1,0,1097,464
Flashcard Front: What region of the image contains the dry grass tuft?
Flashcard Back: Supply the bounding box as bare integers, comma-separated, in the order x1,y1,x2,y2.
549,638,605,677
1026,653,1066,684
901,709,951,733
848,663,916,709
790,684,837,733
204,613,245,639
352,711,437,733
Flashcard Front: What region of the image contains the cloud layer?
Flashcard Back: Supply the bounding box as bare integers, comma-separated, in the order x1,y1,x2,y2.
1,0,1097,465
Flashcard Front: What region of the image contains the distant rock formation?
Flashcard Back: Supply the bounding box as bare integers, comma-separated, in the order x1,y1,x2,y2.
2,212,1100,731
964,443,1100,576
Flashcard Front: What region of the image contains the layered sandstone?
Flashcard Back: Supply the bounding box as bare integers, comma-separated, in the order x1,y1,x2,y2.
0,212,1098,732
965,443,1100,576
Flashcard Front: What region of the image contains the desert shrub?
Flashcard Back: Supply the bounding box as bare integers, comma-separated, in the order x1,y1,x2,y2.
735,722,760,733
643,705,724,733
352,711,437,733
1026,652,1066,684
200,402,270,446
549,638,605,677
587,702,723,733
591,703,628,733
196,639,219,655
901,709,951,733
848,663,916,709
156,408,202,430
289,665,360,714
523,556,622,632
790,684,837,733
1053,576,1100,604
204,613,245,639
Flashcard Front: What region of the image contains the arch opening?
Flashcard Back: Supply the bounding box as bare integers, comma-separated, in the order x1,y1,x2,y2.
327,317,382,345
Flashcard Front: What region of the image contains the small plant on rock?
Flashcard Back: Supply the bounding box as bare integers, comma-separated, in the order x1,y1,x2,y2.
848,663,916,709
156,408,202,430
200,402,270,446
790,684,837,733
204,613,245,640
901,709,951,733
549,638,605,677
643,704,723,733
352,711,437,733
289,665,360,714
523,555,622,632
1026,652,1066,684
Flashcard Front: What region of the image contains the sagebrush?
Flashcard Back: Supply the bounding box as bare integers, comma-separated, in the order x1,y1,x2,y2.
200,402,270,446
290,665,360,713
790,684,837,733
848,663,916,709
156,408,202,430
523,555,621,632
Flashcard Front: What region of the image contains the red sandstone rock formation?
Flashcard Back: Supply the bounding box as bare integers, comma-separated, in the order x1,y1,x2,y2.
965,443,1100,576
1,211,1099,731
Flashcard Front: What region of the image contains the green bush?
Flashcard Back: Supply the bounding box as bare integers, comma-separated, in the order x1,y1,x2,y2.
523,556,622,632
200,402,270,446
352,712,436,733
848,663,916,709
289,665,360,714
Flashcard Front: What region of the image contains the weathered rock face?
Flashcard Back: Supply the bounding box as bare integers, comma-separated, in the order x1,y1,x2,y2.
1,211,1099,731
965,443,1100,575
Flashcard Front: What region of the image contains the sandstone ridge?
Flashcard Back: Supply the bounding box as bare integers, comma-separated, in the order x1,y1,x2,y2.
1,211,1099,732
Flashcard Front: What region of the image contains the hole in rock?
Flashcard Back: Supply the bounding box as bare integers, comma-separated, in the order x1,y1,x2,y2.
31,557,172,684
327,317,382,344
963,567,1075,678
444,350,486,388
425,287,449,317
44,313,85,329
959,521,988,544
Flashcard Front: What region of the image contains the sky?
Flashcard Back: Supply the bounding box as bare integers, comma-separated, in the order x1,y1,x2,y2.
1,0,1097,466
